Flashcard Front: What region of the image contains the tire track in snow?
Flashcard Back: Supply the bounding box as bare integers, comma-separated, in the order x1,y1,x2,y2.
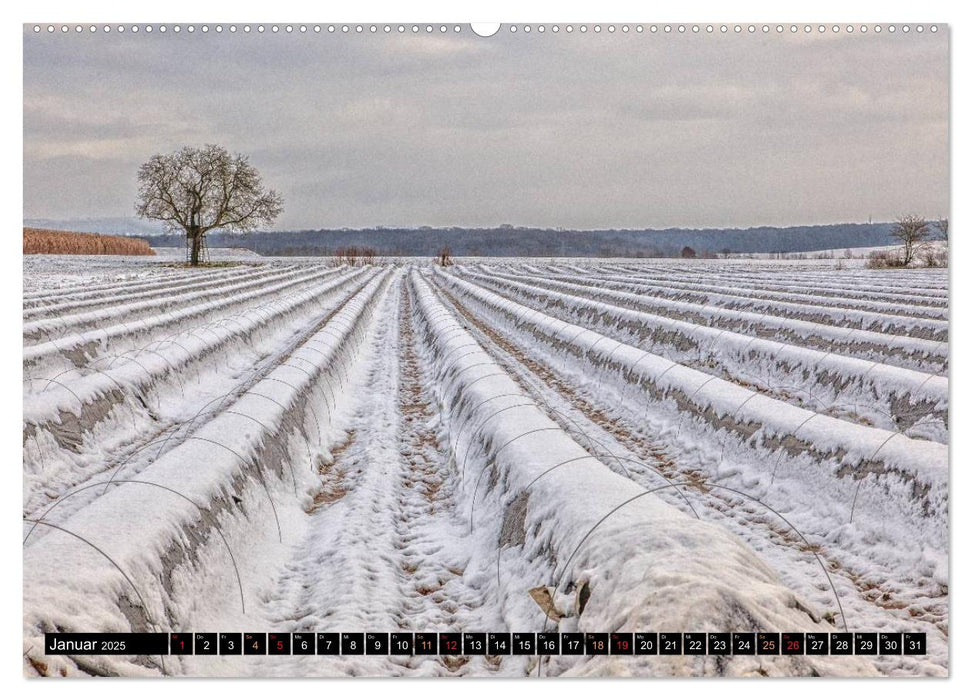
255,273,487,676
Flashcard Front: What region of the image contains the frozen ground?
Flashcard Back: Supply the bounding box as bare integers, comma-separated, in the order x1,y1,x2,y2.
150,247,266,261
22,249,266,295
22,256,948,678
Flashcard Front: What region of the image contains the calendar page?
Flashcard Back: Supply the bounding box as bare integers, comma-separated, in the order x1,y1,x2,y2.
22,17,949,680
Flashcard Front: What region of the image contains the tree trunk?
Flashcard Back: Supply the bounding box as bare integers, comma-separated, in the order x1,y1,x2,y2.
190,233,202,266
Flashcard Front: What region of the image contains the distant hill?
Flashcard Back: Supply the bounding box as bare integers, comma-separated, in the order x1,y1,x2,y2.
140,223,895,258
24,217,168,237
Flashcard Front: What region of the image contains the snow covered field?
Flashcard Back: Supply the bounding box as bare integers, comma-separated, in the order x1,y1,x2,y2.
22,255,948,678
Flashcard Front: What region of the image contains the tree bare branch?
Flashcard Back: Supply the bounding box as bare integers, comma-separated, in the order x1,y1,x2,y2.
889,214,931,267
135,144,283,265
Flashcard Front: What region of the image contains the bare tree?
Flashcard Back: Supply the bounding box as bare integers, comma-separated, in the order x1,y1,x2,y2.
437,246,453,266
889,214,931,266
934,217,949,243
135,144,283,266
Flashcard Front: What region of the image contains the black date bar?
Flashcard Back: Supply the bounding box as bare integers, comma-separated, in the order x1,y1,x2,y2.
45,633,169,655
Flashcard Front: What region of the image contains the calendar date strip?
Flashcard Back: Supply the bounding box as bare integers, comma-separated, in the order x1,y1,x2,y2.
44,631,926,656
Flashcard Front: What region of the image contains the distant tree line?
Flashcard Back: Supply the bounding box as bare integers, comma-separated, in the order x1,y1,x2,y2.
142,222,898,258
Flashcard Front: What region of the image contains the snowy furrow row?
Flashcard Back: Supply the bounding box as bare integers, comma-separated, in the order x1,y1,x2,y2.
23,264,290,320
23,265,349,378
410,272,875,677
465,273,947,380
23,267,377,512
475,270,948,363
22,264,253,306
449,271,947,441
488,267,947,340
433,270,948,541
601,260,952,287
603,264,950,300
528,268,948,322
22,270,391,677
599,268,950,309
23,264,338,342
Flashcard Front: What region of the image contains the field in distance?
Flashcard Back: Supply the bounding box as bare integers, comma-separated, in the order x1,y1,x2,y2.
23,227,155,256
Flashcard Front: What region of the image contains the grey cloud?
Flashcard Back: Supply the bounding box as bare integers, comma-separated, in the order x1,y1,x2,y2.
23,26,948,229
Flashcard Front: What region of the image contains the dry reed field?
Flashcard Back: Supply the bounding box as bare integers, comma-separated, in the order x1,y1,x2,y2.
23,227,155,256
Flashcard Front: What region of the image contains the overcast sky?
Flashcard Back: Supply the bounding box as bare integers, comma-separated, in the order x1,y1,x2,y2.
23,26,948,230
